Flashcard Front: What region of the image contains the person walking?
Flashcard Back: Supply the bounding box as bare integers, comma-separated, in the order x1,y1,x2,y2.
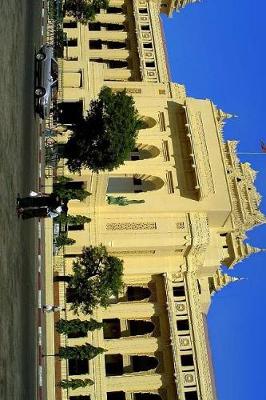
42,305,65,313
16,192,67,219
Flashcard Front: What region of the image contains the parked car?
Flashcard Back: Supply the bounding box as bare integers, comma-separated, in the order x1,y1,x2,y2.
35,44,58,119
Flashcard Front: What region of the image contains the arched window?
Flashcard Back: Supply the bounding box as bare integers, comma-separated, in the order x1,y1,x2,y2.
107,175,164,194
140,116,157,129
130,144,160,161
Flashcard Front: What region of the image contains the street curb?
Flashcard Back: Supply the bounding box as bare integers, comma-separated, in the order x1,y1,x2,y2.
38,122,43,400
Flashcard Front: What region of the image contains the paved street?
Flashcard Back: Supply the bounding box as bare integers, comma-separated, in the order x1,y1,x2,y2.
0,0,43,398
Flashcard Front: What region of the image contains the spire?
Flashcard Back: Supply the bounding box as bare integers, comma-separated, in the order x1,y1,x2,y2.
224,234,266,268
217,108,238,121
210,269,244,295
160,0,201,16
245,243,266,256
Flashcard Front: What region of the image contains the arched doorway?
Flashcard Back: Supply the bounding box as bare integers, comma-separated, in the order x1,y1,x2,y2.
107,175,164,194
129,144,160,161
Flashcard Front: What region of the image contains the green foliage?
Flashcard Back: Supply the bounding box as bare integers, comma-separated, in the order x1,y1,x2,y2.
67,245,124,314
54,176,91,201
56,318,103,335
55,233,76,249
64,87,143,172
64,0,109,23
55,214,91,225
58,343,105,360
59,378,94,389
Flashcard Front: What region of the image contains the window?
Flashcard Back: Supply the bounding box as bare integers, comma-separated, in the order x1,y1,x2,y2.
89,22,101,31
63,21,77,28
107,393,125,400
134,394,162,400
66,38,78,47
89,40,102,49
68,328,87,338
131,154,140,161
133,177,142,185
141,25,150,31
103,319,121,339
177,319,189,331
68,359,89,375
127,286,151,301
173,286,185,297
105,354,123,376
139,8,148,13
61,180,84,190
68,224,85,231
106,41,126,49
145,61,155,68
108,60,128,69
181,354,194,367
104,23,124,31
197,280,201,294
208,277,216,294
70,396,90,400
131,356,158,372
128,320,154,336
106,7,122,13
185,392,198,400
143,42,153,49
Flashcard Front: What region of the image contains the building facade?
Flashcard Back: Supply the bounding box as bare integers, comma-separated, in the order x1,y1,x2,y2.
48,1,265,400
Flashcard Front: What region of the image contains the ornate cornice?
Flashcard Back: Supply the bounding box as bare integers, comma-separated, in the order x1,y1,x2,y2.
223,141,265,231
187,213,210,270
184,106,215,200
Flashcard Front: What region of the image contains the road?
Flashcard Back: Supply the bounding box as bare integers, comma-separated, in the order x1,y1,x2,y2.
0,0,43,398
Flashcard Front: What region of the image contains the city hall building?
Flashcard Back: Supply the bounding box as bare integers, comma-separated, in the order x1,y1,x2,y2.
46,0,265,399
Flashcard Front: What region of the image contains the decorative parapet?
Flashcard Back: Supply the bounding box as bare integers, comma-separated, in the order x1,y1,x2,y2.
175,0,200,11
169,82,187,103
185,273,217,400
187,212,210,270
133,0,169,82
164,271,217,400
183,106,215,200
158,0,200,16
223,140,265,231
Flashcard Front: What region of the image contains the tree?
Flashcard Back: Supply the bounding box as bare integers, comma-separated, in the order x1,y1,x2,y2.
59,378,94,390
56,318,103,336
58,343,105,360
66,245,124,314
55,214,91,225
64,87,143,172
55,233,76,249
64,0,109,23
54,176,91,201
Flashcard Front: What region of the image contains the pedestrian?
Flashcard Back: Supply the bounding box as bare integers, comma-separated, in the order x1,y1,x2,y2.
16,192,67,219
17,192,61,209
42,304,54,313
42,305,65,312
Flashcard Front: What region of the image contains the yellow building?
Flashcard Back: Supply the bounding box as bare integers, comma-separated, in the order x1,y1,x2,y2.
48,1,265,400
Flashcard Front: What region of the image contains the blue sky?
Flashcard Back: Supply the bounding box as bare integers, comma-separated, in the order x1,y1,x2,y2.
162,1,266,399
